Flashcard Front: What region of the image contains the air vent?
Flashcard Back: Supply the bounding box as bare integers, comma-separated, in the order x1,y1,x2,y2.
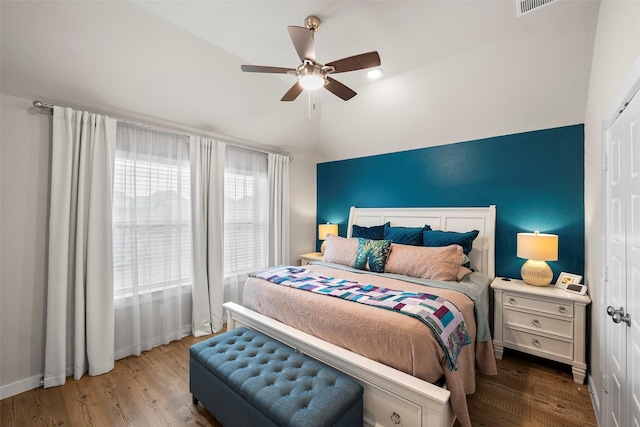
516,0,557,16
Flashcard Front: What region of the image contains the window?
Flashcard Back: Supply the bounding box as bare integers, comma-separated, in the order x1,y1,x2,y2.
224,146,268,277
112,124,192,299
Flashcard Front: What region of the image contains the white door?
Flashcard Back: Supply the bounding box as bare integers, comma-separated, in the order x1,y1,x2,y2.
604,89,640,427
626,90,640,427
606,96,628,427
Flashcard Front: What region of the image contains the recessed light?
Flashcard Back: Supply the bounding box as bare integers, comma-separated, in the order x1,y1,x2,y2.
367,68,383,79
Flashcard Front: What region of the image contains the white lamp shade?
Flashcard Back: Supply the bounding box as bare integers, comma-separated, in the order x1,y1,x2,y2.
299,74,325,90
318,223,338,240
517,232,558,261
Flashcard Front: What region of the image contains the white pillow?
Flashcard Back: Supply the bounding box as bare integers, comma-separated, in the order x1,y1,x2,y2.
322,234,358,268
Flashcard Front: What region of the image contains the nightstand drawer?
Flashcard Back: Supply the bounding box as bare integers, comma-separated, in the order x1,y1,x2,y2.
503,293,573,317
503,309,573,339
503,327,573,360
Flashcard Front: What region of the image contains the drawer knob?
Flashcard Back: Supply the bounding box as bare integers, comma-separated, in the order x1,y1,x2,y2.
390,412,401,424
531,319,541,327
558,306,567,313
508,297,517,304
532,339,541,348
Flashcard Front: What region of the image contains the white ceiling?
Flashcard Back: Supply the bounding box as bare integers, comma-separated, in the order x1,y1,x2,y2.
1,1,600,162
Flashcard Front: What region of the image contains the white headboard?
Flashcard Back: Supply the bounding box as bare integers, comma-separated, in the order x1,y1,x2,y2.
346,206,496,279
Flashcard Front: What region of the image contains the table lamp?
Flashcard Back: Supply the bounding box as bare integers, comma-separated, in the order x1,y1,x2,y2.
517,231,558,286
318,223,338,254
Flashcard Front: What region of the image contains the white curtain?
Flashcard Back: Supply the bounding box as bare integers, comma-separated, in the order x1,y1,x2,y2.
268,153,290,266
190,136,225,337
44,107,116,387
224,146,269,304
112,123,192,359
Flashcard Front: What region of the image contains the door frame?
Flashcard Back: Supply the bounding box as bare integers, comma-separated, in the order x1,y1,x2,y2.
600,52,640,427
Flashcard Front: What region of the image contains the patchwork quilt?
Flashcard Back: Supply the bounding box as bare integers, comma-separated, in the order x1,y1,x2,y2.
251,266,472,370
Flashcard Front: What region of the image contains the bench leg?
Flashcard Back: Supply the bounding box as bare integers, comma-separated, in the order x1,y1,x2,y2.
192,395,198,405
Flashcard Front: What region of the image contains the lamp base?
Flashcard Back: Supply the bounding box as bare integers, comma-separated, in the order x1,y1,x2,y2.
521,260,553,286
321,240,327,254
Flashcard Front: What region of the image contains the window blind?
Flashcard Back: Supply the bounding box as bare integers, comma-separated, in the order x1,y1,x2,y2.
112,125,192,299
224,147,268,277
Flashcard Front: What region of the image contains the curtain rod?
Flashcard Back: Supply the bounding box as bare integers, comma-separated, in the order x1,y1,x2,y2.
32,100,293,160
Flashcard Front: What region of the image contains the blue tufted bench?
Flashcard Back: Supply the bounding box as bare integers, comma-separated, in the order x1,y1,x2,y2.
189,327,364,427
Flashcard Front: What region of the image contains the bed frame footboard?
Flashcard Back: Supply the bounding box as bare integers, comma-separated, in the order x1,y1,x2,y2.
224,302,456,427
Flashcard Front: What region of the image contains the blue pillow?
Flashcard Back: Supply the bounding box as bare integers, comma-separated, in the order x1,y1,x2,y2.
354,238,392,273
384,224,431,246
423,229,480,256
352,222,389,240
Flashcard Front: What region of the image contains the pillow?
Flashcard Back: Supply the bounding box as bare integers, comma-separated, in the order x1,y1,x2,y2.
423,229,480,255
385,243,463,282
384,224,431,246
461,253,472,268
354,238,392,273
323,234,358,267
352,222,390,240
457,265,473,280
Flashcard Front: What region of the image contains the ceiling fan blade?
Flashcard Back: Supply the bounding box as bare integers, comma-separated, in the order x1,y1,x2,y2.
288,26,316,63
325,77,357,101
326,51,381,73
281,82,304,102
241,65,295,74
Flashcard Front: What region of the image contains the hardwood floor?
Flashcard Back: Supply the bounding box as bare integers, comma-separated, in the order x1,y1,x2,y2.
459,350,597,427
1,334,597,427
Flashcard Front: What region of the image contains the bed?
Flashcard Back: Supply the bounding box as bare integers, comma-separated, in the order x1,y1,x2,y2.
224,206,497,427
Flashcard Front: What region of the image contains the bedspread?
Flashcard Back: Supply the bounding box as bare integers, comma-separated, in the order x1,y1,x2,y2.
242,263,497,427
252,266,471,371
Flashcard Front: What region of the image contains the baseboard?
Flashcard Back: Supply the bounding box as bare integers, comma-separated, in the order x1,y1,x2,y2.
0,375,43,400
587,373,602,424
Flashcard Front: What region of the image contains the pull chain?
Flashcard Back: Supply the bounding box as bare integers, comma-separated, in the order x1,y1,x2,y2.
307,90,317,122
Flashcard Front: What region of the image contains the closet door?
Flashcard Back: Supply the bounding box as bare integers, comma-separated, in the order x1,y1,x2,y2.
605,97,628,427
604,89,639,427
626,91,639,427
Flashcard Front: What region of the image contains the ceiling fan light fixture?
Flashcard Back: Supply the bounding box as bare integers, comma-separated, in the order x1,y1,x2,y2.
299,74,325,90
298,64,326,90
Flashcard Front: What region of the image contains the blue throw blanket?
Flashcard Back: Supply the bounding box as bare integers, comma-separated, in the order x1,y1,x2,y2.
251,266,472,371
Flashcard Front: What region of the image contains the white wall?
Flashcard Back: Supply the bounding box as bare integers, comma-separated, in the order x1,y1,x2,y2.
317,1,599,163
288,155,317,264
583,0,640,420
0,92,317,396
0,93,51,396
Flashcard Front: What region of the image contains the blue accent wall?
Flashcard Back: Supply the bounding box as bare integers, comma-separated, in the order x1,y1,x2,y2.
316,125,585,281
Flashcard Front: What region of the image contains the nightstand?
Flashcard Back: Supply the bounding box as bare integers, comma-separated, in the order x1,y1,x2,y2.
300,252,324,266
491,277,591,384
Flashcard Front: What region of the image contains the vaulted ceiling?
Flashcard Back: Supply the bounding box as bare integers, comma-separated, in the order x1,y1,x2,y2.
1,1,600,162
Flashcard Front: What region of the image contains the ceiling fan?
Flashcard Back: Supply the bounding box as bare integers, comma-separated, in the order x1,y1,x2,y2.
241,15,381,102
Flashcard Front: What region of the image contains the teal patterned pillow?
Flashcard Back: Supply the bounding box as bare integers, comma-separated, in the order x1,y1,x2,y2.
423,229,480,255
354,238,392,273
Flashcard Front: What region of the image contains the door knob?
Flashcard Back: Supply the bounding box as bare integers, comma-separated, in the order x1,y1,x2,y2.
607,306,631,327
